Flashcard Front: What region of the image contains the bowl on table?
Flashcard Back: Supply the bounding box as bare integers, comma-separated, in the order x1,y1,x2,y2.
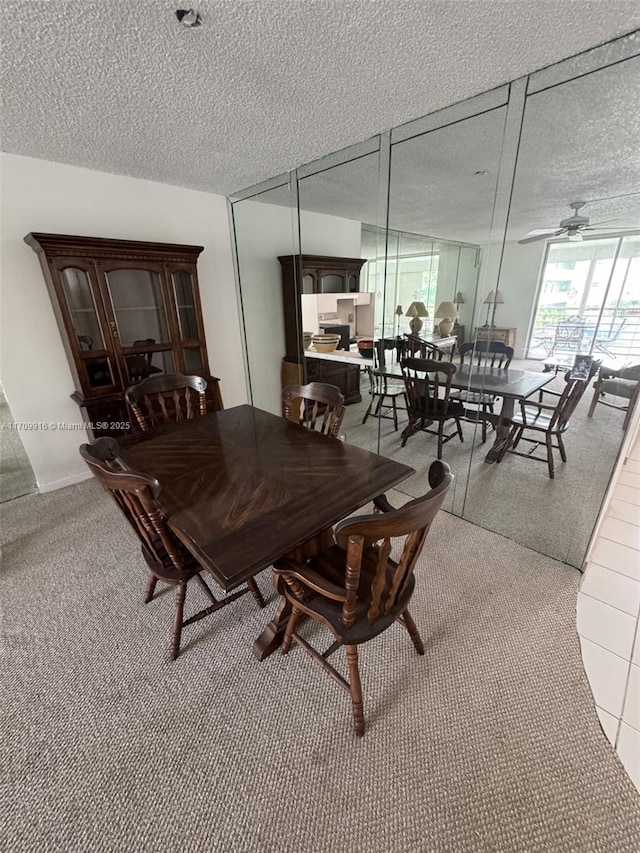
357,340,375,359
302,331,313,350
311,333,341,353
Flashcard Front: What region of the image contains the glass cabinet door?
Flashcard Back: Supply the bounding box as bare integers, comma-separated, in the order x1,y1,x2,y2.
55,260,117,391
104,267,170,347
171,269,199,341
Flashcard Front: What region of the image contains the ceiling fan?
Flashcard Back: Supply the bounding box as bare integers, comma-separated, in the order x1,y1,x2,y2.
518,201,617,244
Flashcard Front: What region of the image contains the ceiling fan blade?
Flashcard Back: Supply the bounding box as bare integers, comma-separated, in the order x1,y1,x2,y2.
518,229,563,245
523,228,559,237
585,219,620,227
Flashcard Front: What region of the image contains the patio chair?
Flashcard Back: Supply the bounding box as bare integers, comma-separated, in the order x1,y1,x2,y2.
593,319,627,358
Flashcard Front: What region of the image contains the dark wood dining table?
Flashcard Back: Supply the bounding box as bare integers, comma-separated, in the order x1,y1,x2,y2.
451,365,555,461
119,405,415,658
380,363,555,462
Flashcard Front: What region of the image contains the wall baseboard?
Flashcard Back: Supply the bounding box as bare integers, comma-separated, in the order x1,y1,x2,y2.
38,471,92,494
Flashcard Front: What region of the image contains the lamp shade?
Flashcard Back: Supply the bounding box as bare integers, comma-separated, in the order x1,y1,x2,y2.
395,304,404,316
494,290,504,304
405,301,429,334
405,301,429,318
455,291,465,304
483,290,495,305
434,301,458,319
483,290,504,305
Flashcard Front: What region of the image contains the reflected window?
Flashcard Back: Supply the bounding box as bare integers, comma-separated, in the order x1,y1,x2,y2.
528,236,640,363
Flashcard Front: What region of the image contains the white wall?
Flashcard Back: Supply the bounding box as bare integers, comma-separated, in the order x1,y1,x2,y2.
0,153,246,492
494,240,547,356
232,198,362,414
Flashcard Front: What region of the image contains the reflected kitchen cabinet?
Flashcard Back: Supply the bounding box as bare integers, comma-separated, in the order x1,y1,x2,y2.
279,254,366,361
25,233,221,438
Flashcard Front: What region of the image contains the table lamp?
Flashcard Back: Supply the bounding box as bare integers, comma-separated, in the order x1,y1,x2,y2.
405,302,429,335
394,304,404,337
483,290,504,327
434,301,458,337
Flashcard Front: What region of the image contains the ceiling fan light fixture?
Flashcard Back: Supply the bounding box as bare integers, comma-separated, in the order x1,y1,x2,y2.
175,8,203,27
568,231,583,242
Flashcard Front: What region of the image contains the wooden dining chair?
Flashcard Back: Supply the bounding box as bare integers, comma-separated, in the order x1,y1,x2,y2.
80,437,265,660
125,373,208,432
403,333,447,361
273,460,453,736
452,341,514,442
497,370,591,478
282,382,345,438
361,341,407,431
400,358,465,458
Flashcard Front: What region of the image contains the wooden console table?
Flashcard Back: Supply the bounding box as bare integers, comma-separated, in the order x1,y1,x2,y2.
474,327,516,348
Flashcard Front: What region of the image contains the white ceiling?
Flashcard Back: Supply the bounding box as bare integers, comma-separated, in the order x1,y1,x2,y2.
2,1,640,198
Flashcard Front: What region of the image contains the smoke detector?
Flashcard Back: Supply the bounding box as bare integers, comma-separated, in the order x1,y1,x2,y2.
175,9,203,28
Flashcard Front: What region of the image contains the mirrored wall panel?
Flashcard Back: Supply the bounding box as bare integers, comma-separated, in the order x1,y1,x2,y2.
230,33,640,568
461,51,640,566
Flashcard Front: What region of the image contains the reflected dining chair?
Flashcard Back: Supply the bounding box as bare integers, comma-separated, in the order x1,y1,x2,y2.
400,358,464,458
362,341,407,431
403,333,447,361
273,460,453,736
587,363,640,430
125,373,208,432
497,370,591,478
451,341,514,443
282,382,345,438
80,437,266,660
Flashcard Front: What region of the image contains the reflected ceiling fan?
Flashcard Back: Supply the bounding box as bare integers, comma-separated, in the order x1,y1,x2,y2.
518,201,618,244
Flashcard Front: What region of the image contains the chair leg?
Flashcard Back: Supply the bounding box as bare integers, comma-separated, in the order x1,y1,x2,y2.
345,644,365,737
145,573,158,603
392,397,398,431
545,434,555,479
247,577,266,608
281,606,302,655
587,387,600,418
401,608,425,655
511,426,524,449
456,418,464,442
557,433,567,463
362,399,373,425
171,581,187,660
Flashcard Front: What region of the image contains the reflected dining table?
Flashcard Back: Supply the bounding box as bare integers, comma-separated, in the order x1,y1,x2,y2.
119,405,415,659
382,363,555,462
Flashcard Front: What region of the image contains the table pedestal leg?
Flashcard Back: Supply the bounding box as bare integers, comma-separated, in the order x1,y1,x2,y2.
252,577,292,661
252,527,334,660
484,398,515,463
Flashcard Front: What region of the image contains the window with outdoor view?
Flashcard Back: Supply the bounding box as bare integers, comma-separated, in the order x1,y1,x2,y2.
528,234,640,365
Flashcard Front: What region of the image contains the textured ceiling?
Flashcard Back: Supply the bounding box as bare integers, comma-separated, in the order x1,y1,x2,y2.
1,1,640,197
250,53,640,244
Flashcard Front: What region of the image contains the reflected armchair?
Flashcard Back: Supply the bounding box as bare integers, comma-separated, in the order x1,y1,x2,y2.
587,363,640,430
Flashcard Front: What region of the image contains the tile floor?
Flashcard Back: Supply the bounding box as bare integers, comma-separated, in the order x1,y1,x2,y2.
579,408,640,793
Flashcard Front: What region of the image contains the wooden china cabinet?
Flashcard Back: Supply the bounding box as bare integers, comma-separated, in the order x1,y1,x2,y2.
25,233,222,438
279,254,367,404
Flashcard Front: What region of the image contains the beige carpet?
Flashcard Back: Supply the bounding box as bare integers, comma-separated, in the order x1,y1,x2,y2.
2,478,640,851
343,360,624,568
